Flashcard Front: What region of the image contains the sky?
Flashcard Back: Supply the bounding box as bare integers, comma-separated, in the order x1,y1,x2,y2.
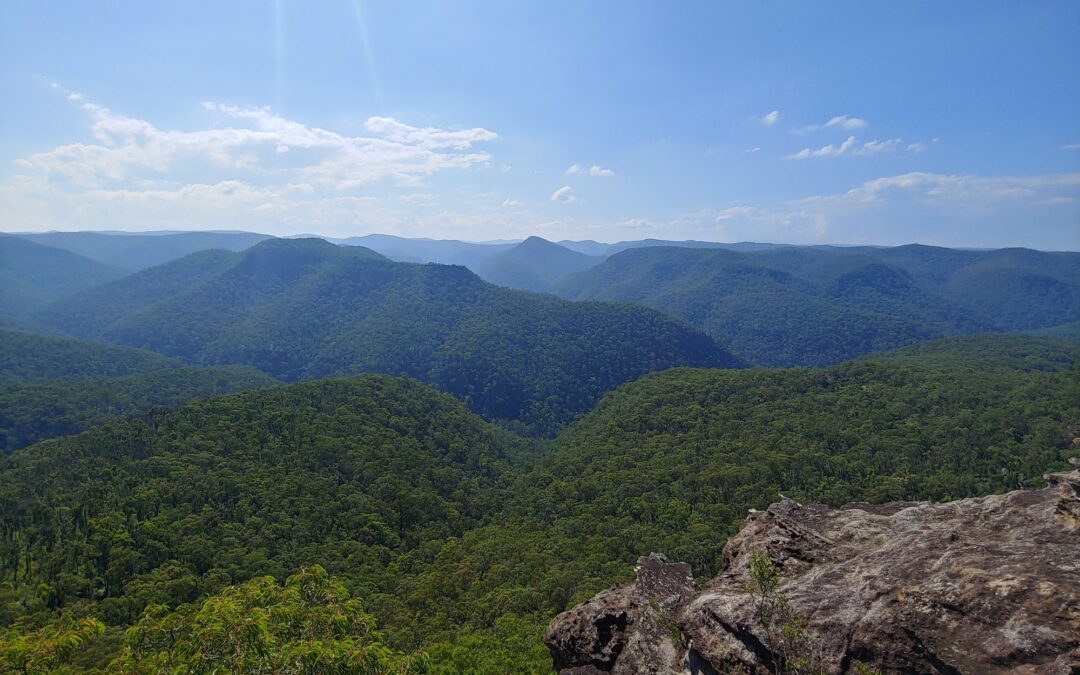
1,1,1078,249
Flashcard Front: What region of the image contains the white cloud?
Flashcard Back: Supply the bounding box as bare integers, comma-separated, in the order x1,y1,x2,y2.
761,110,781,126
396,193,433,203
502,197,522,207
14,88,498,193
815,172,1080,206
611,205,827,243
604,171,1079,247
788,136,908,159
853,138,902,155
550,186,576,203
824,114,868,131
796,114,870,133
565,163,613,177
906,142,927,153
745,147,761,153
1063,143,1080,151
788,135,858,159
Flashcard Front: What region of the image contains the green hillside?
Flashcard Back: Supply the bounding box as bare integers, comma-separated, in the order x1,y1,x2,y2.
0,236,125,321
0,335,1075,671
556,244,1080,366
42,249,245,339
0,329,277,451
0,329,179,385
40,238,736,435
472,237,601,293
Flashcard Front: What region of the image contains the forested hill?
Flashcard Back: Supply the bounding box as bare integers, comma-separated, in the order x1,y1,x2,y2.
0,335,1075,672
0,329,278,451
0,235,126,321
0,375,535,667
0,329,179,385
471,237,601,293
39,237,737,435
525,334,1080,576
555,244,1080,366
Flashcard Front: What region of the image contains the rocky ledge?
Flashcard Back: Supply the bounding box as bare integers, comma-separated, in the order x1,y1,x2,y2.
545,468,1080,674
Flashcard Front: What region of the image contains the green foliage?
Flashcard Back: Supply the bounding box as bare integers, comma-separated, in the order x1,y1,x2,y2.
746,549,822,675
556,244,1080,366
0,365,277,452
0,617,104,674
0,376,531,644
0,236,125,321
0,335,1074,671
111,565,426,674
0,330,177,387
0,329,277,452
40,249,244,338
40,238,735,435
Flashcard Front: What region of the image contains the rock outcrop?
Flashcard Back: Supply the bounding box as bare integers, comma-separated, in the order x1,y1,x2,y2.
545,468,1080,674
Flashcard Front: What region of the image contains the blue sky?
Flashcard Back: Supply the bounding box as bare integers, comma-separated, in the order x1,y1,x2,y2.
1,1,1078,249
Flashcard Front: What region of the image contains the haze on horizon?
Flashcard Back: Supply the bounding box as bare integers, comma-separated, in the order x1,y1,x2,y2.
1,1,1078,250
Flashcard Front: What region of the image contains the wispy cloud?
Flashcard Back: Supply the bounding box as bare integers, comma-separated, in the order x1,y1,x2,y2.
761,110,781,126
811,171,1080,206
855,138,902,155
788,136,913,159
502,197,522,207
1063,143,1080,151
566,163,614,177
796,114,869,133
788,135,858,159
550,186,575,203
15,86,498,193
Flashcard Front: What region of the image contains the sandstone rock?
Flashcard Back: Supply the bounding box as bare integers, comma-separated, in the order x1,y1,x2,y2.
545,469,1080,674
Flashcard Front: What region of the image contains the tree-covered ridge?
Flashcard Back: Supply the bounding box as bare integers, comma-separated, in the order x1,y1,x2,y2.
0,330,277,451
471,237,601,293
0,329,180,386
555,244,1080,366
0,365,277,452
40,237,737,435
1030,318,1080,341
531,334,1078,575
40,248,245,339
0,375,531,622
0,336,1075,672
0,235,126,321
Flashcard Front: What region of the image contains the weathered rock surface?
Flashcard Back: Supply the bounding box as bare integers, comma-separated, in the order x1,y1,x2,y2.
545,469,1080,674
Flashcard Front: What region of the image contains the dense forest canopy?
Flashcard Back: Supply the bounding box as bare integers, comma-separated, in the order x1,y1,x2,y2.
0,335,1075,671
556,244,1080,366
0,330,278,451
0,236,126,322
34,238,736,435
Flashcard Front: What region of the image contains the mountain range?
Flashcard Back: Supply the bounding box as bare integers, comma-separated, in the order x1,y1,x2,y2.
32,237,735,435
